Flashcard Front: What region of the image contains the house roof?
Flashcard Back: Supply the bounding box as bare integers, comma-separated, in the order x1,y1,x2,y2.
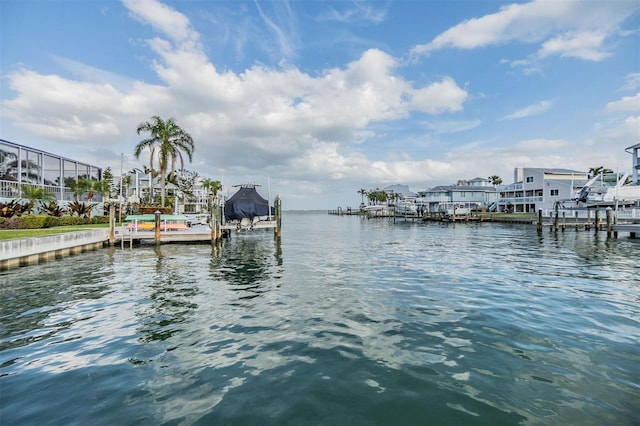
383,184,417,197
523,168,586,174
421,185,496,193
626,142,640,150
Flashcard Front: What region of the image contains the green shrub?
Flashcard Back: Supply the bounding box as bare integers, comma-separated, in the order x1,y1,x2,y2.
90,216,109,224
11,216,51,229
57,216,85,226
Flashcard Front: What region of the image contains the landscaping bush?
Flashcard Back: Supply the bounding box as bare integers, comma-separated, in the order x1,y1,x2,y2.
4,215,56,229
56,216,86,226
90,216,109,225
0,213,108,229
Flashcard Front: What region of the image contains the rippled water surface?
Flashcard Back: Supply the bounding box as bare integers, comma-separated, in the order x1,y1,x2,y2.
1,212,638,425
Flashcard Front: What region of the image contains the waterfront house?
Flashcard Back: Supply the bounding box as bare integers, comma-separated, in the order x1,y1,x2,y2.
416,179,498,212
496,168,587,213
0,139,103,204
121,171,212,214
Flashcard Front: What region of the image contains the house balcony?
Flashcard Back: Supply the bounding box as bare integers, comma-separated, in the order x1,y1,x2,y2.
497,196,544,205
501,183,523,191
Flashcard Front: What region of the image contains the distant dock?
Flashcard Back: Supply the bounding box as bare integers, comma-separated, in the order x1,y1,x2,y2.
328,207,364,216
329,206,639,239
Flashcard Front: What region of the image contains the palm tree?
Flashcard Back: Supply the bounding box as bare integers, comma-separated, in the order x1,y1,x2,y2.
67,178,110,203
488,175,503,186
20,184,54,213
588,166,613,178
357,188,367,205
134,116,194,207
202,178,222,209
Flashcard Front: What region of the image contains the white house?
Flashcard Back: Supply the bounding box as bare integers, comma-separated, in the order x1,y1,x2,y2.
627,142,640,184
496,168,588,213
417,179,498,212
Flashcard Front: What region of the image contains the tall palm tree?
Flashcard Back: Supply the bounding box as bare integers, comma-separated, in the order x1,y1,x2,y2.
134,116,194,207
357,188,367,204
202,178,222,209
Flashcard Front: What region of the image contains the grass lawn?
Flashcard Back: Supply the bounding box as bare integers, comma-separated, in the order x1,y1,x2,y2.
0,224,112,241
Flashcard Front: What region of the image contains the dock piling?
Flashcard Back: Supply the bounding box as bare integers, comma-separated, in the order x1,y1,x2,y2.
537,209,543,232
274,197,282,239
154,210,161,244
109,204,115,245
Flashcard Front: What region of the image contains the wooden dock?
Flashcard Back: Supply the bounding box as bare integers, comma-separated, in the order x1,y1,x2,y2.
611,223,640,238
112,197,283,246
328,207,364,216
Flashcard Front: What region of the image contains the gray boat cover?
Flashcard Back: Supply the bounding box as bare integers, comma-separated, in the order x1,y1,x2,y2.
224,186,273,220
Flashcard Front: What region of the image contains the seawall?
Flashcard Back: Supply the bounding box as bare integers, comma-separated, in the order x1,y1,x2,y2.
0,229,110,270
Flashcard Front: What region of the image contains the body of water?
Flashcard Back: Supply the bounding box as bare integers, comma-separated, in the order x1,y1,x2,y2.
1,212,638,425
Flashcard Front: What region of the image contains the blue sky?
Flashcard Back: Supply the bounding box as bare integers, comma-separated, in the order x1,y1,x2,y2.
1,0,638,209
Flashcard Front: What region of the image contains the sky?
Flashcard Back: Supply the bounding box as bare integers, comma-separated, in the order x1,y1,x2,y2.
1,0,639,210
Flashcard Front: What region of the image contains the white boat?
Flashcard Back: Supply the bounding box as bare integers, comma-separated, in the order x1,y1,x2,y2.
574,172,640,207
437,202,480,216
394,200,418,215
361,204,393,216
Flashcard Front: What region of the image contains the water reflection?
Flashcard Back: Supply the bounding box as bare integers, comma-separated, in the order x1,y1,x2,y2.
210,234,283,301
0,254,112,354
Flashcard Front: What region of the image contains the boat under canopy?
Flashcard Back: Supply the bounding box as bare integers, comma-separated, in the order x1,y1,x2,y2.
224,185,274,221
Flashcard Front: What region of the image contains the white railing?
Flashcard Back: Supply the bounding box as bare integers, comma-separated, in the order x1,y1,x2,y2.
0,180,76,202
541,207,640,220
0,180,19,198
501,183,523,191
497,196,544,204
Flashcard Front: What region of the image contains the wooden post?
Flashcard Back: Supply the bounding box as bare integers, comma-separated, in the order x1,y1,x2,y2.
211,204,221,243
154,210,161,244
109,204,115,245
210,205,217,242
606,207,613,238
537,209,543,232
595,209,600,233
554,203,559,232
274,197,282,239
586,209,591,230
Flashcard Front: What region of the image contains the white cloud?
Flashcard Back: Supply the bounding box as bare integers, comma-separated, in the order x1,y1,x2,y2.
254,0,298,60
410,77,468,114
537,31,610,61
324,1,387,24
51,55,135,91
422,119,481,134
604,93,640,113
411,0,637,62
620,73,640,91
502,100,552,120
122,0,200,47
